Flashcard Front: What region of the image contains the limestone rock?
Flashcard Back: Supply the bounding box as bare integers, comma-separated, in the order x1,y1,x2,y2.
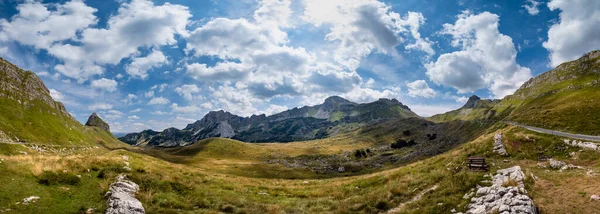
548,159,566,169
493,134,508,156
85,112,110,133
464,166,537,214
105,174,145,214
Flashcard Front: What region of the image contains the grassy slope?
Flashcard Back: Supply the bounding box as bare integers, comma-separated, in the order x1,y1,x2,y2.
0,58,124,147
2,123,598,213
430,51,600,135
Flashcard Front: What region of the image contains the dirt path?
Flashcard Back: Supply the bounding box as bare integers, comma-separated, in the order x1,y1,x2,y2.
507,122,600,142
386,184,439,213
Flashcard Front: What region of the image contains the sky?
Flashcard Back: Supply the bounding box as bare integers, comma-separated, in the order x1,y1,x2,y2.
0,0,599,133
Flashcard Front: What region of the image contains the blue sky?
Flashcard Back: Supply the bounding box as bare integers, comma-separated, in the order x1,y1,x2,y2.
1,0,599,133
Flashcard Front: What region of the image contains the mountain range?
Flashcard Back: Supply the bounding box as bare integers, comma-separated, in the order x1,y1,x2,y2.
119,96,417,146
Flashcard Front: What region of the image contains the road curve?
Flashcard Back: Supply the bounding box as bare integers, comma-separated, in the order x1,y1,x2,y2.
507,122,600,142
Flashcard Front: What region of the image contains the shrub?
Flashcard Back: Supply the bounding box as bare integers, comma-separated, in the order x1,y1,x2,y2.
38,171,81,186
403,130,411,136
375,201,389,210
428,133,437,140
355,150,363,158
360,150,367,157
391,139,416,149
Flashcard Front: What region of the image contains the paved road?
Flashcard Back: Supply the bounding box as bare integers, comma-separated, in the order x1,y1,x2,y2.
507,122,600,142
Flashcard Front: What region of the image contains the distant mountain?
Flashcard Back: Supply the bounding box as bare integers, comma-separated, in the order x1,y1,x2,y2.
0,58,121,146
432,50,600,135
120,96,418,147
430,95,500,122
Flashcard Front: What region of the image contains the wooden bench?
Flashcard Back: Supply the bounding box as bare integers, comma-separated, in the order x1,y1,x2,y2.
467,156,489,171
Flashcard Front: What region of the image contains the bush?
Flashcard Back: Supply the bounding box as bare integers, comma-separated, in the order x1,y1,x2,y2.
355,150,363,158
38,171,81,185
403,130,411,136
391,139,416,149
428,133,437,140
375,201,389,210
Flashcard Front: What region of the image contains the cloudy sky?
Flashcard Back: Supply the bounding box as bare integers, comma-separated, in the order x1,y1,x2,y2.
1,0,599,133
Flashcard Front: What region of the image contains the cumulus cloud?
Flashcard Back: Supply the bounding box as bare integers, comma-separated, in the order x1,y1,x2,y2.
406,80,436,98
426,11,532,98
148,96,170,105
0,0,98,49
543,0,600,67
49,89,65,101
126,49,167,79
303,0,433,69
128,115,140,120
523,0,542,15
174,84,200,101
2,0,191,81
90,78,117,92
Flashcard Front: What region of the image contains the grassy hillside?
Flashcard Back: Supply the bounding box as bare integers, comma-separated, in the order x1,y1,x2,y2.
431,50,600,135
0,58,124,147
2,122,599,213
499,50,600,135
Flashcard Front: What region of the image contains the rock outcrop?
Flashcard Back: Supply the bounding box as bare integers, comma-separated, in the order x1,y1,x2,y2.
461,166,537,214
85,113,110,133
564,139,599,151
105,174,145,214
493,134,508,156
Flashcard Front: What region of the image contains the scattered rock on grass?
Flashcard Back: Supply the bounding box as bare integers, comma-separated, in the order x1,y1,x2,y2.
459,166,537,214
22,196,40,205
548,159,565,169
493,134,509,156
105,174,145,214
591,195,600,201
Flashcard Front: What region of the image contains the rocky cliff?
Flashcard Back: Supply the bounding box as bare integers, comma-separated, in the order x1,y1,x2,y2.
85,112,111,133
120,96,417,147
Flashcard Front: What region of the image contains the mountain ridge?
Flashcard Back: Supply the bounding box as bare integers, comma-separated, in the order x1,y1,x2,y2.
120,96,417,146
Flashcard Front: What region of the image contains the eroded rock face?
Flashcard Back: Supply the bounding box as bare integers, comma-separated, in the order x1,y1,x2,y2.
105,174,145,214
493,134,509,156
461,166,537,214
85,113,110,133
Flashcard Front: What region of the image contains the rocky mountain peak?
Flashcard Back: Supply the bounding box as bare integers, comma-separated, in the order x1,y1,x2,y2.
85,112,110,133
323,96,353,105
462,95,482,109
0,58,71,118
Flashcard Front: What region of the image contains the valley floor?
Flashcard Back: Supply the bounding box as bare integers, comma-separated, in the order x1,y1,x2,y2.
1,124,600,213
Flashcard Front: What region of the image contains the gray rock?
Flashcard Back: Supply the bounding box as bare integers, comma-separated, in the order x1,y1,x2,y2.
493,134,509,156
548,159,566,169
463,166,537,214
105,174,145,214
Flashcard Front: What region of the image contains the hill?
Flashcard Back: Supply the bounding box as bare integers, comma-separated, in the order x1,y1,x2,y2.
120,96,418,146
0,57,122,147
432,50,600,135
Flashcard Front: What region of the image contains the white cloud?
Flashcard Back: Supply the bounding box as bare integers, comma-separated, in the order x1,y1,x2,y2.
171,103,201,114
406,80,436,98
128,115,140,120
0,0,98,49
523,0,542,16
151,110,169,115
148,96,170,105
174,84,200,101
88,103,113,111
260,104,288,116
543,0,600,67
426,11,532,98
3,0,191,82
144,90,154,98
49,89,65,101
90,78,117,92
454,96,469,103
130,108,142,113
126,49,167,79
102,110,124,120
303,0,433,69
408,103,461,117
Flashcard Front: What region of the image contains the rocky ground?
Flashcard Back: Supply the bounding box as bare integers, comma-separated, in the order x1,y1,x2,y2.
459,166,537,214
